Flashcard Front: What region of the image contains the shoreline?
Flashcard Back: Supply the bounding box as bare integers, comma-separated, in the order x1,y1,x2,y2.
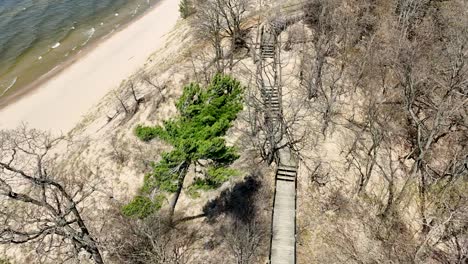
0,0,179,133
0,1,163,110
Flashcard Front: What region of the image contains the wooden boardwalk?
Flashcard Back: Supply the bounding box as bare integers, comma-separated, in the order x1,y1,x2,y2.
270,148,297,264
258,24,298,264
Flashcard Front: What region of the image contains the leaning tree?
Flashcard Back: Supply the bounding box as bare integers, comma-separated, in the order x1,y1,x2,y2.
124,74,244,221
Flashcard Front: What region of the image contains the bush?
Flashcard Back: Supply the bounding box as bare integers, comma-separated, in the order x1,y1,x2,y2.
0,258,11,264
179,0,194,19
122,195,164,218
135,125,159,142
187,167,240,197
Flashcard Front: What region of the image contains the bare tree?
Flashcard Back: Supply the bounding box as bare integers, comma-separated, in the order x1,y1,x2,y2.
220,218,266,264
303,0,338,99
0,126,104,263
193,0,251,73
193,0,225,73
392,6,468,234
245,93,306,165
114,90,129,115
108,214,197,264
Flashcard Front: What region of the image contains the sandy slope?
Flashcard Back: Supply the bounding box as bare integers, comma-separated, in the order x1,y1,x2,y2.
0,0,179,134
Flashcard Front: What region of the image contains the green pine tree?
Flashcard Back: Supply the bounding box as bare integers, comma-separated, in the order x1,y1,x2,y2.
123,75,244,220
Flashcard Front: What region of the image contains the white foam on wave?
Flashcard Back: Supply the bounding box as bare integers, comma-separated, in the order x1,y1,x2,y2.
0,77,18,97
81,27,96,46
51,42,61,49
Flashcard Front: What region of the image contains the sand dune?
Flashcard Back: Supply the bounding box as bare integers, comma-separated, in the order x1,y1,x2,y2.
0,0,179,134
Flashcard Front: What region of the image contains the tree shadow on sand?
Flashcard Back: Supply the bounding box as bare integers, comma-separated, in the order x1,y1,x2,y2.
202,176,261,224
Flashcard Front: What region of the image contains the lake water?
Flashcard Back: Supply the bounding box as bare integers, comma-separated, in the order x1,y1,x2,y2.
0,0,157,99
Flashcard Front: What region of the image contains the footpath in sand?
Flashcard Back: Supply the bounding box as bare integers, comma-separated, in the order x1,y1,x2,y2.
0,0,179,134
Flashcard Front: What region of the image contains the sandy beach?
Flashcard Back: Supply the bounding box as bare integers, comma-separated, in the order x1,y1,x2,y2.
0,0,179,134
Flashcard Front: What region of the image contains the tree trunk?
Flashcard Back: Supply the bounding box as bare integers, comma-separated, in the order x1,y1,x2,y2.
89,245,105,264
308,53,324,99
168,162,190,222
381,180,394,219
418,168,430,234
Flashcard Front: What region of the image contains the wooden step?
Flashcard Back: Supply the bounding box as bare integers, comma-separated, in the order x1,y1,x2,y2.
278,165,297,173
276,175,296,182
277,170,296,177
262,88,279,92
262,91,279,96
267,109,281,113
265,105,280,110
261,44,275,49
261,43,275,47
261,50,275,55
262,90,279,94
267,108,280,112
262,94,279,98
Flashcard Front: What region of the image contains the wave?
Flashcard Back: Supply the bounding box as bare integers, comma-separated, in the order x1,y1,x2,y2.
55,24,76,47
0,77,18,97
81,27,96,46
51,42,61,49
132,5,141,17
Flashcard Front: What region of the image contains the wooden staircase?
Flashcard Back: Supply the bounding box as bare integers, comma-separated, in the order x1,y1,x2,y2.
261,43,276,59
276,165,297,182
262,85,281,121
270,158,297,264
256,23,299,264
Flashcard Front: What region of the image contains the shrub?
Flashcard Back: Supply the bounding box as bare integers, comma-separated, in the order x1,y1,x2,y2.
187,167,240,197
122,195,164,218
0,258,11,264
179,0,194,19
135,125,159,142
